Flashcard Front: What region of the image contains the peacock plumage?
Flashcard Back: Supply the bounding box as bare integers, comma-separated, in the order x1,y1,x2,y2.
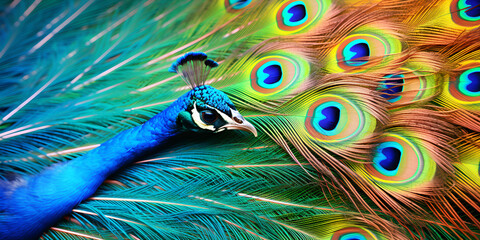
1,0,480,239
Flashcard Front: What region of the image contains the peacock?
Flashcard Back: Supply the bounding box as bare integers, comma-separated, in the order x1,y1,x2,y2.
1,0,480,239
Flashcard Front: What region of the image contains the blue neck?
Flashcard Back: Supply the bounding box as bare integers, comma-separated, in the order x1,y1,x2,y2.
0,92,191,240
72,93,188,179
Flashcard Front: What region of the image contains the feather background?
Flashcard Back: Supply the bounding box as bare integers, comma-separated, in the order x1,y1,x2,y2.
1,0,480,239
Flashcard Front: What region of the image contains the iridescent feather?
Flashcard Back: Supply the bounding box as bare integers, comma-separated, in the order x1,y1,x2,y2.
1,0,480,239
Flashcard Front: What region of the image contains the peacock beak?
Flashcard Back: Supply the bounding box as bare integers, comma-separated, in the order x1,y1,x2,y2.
222,119,257,137
215,109,258,137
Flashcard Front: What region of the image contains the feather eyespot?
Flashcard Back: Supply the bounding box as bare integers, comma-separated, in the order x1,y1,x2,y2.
440,62,480,128
276,0,324,31
451,0,480,27
200,110,218,124
336,34,387,71
378,74,404,103
250,56,301,94
256,61,283,89
457,67,480,97
305,96,368,142
448,64,480,103
343,39,370,66
372,142,403,176
279,1,308,27
381,67,439,107
366,134,430,184
225,0,252,11
331,227,377,240
232,51,309,102
326,28,402,73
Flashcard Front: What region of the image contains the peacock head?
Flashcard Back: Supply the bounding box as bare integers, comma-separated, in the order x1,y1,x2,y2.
169,52,257,136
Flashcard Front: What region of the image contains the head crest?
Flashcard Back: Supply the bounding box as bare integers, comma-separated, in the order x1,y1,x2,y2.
169,52,219,88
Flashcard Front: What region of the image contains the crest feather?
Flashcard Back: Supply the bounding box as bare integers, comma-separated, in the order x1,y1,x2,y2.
169,52,218,88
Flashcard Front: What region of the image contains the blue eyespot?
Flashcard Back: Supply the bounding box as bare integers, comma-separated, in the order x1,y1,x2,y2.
462,0,480,19
373,142,403,176
318,106,340,131
256,61,283,89
311,102,344,136
344,40,370,66
251,54,308,95
465,71,480,92
458,67,480,97
379,147,401,171
276,0,324,31
451,0,480,26
228,0,252,10
281,1,308,27
380,74,404,103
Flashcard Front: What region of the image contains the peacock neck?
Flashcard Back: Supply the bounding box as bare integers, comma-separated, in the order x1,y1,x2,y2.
0,92,191,240
66,91,191,193
71,113,175,179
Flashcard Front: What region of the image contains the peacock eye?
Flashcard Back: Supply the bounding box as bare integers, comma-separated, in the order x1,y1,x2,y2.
200,110,218,124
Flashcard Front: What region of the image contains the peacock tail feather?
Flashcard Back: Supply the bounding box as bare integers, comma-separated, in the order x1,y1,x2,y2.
1,0,480,239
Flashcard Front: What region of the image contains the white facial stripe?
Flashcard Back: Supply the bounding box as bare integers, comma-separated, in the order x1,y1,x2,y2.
191,103,246,133
191,103,216,131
